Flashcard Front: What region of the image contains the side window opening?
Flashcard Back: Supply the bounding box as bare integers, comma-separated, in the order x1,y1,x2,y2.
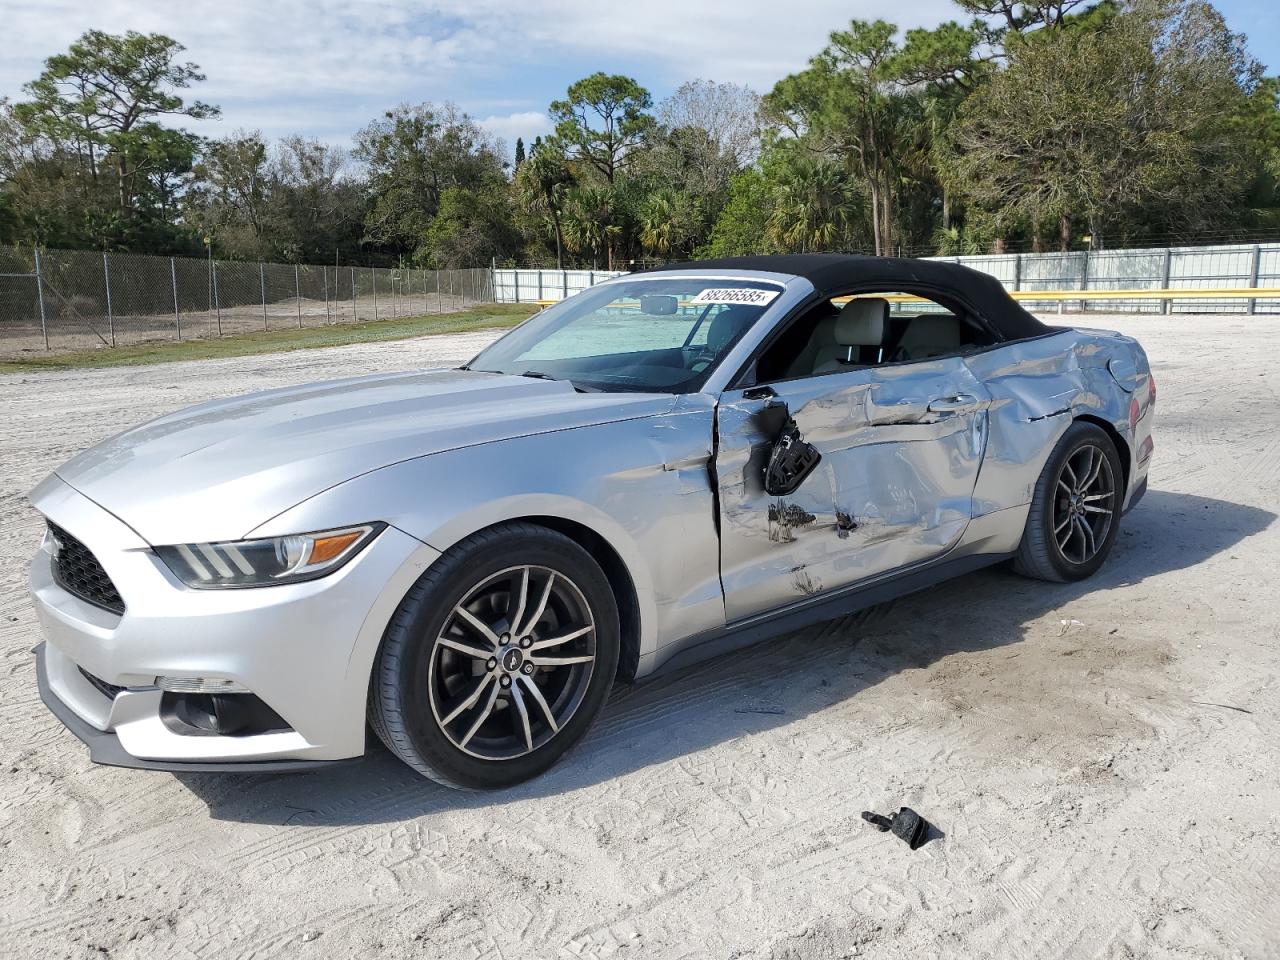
754,290,1001,384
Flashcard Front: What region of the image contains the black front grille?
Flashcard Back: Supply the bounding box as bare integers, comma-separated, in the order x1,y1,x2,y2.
79,666,126,700
48,522,126,615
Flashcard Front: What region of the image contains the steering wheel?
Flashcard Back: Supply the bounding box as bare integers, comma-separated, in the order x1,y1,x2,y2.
687,345,719,373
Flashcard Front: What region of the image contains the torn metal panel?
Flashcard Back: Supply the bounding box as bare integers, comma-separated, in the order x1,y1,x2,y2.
963,329,1147,517
715,355,991,622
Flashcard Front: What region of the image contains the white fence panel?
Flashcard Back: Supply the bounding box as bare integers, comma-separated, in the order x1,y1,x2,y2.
497,243,1280,313
494,269,624,303
933,253,1021,286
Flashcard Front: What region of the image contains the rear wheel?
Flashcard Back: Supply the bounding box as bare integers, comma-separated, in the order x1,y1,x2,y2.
369,522,619,789
1014,421,1123,583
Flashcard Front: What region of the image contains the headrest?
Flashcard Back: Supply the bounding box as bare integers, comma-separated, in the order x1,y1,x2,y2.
706,305,757,351
898,314,962,356
834,298,887,347
901,315,961,341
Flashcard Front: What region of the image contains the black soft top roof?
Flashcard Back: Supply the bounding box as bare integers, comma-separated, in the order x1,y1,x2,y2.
652,253,1051,341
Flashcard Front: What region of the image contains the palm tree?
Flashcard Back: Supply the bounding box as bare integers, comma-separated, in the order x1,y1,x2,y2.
767,157,864,253
638,189,701,258
521,140,573,268
562,185,620,268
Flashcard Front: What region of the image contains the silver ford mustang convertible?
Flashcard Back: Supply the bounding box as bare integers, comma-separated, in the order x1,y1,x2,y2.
30,254,1155,789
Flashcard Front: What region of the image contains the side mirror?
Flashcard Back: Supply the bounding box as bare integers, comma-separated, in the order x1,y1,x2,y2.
764,418,822,496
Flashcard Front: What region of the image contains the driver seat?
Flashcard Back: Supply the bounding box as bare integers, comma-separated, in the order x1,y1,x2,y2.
705,305,758,354
813,298,888,373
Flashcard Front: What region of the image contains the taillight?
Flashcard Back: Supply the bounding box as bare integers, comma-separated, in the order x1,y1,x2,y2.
1148,371,1156,406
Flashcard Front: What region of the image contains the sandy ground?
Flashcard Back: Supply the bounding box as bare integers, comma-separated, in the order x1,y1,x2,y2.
0,314,1278,959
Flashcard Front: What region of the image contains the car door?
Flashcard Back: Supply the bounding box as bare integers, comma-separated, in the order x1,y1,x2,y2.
714,357,992,623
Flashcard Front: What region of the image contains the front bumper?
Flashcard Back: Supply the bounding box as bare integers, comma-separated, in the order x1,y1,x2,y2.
30,476,440,769
34,643,354,773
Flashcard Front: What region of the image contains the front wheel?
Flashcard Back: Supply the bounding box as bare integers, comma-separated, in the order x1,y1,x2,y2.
1013,421,1124,583
369,522,619,789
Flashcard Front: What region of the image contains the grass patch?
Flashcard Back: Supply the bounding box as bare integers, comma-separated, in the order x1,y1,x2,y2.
0,303,535,373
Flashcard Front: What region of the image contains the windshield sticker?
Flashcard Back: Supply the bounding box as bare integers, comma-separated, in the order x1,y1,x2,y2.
689,288,780,307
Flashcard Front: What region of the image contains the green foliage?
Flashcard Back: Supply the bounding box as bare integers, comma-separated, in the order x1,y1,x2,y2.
354,102,506,255
423,186,521,268
766,154,867,252
638,188,703,257
513,137,573,267
890,20,989,89
2,8,1279,267
702,143,869,256
699,168,775,258
549,73,654,184
8,30,216,251
950,0,1261,248
184,133,366,263
1235,77,1280,225
765,19,973,255
561,184,627,267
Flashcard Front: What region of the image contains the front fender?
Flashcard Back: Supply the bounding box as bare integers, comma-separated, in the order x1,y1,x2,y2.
250,405,722,667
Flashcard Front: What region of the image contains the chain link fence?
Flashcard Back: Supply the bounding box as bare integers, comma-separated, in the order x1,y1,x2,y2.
0,245,495,356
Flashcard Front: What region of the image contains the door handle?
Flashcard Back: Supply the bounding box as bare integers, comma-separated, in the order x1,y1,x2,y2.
926,394,980,415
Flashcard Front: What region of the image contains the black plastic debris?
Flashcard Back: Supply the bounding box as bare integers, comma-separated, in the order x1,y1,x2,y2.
861,807,930,850
763,419,822,496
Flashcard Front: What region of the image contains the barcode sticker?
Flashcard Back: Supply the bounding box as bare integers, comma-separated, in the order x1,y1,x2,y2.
689,288,780,306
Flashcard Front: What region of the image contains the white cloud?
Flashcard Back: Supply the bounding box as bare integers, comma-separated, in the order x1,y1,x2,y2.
477,111,553,151
2,0,964,144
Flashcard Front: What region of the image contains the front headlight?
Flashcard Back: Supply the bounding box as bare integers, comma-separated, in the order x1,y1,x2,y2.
154,523,384,589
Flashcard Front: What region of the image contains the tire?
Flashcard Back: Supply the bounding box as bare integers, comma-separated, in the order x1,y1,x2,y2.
369,522,620,789
1013,420,1124,583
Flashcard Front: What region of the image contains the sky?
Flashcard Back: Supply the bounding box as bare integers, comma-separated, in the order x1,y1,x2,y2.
2,0,1276,156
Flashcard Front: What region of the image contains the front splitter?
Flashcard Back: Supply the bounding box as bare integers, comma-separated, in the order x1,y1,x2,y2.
34,643,362,775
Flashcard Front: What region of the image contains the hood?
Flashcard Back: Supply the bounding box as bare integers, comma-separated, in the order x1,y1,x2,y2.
50,369,672,544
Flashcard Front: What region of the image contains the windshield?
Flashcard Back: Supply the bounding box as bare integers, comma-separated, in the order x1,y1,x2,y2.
466,278,782,393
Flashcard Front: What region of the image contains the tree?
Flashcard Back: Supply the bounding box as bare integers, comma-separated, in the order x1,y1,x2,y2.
186,132,271,257
1236,77,1280,229
0,97,109,247
657,80,761,173
956,0,1100,37
15,30,218,231
549,73,654,186
561,185,624,268
514,136,526,170
268,137,366,262
699,167,775,258
354,102,505,257
766,21,922,255
424,186,520,268
767,154,867,252
186,133,365,262
515,137,573,267
700,140,869,257
638,188,703,258
950,0,1260,249
890,21,988,241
